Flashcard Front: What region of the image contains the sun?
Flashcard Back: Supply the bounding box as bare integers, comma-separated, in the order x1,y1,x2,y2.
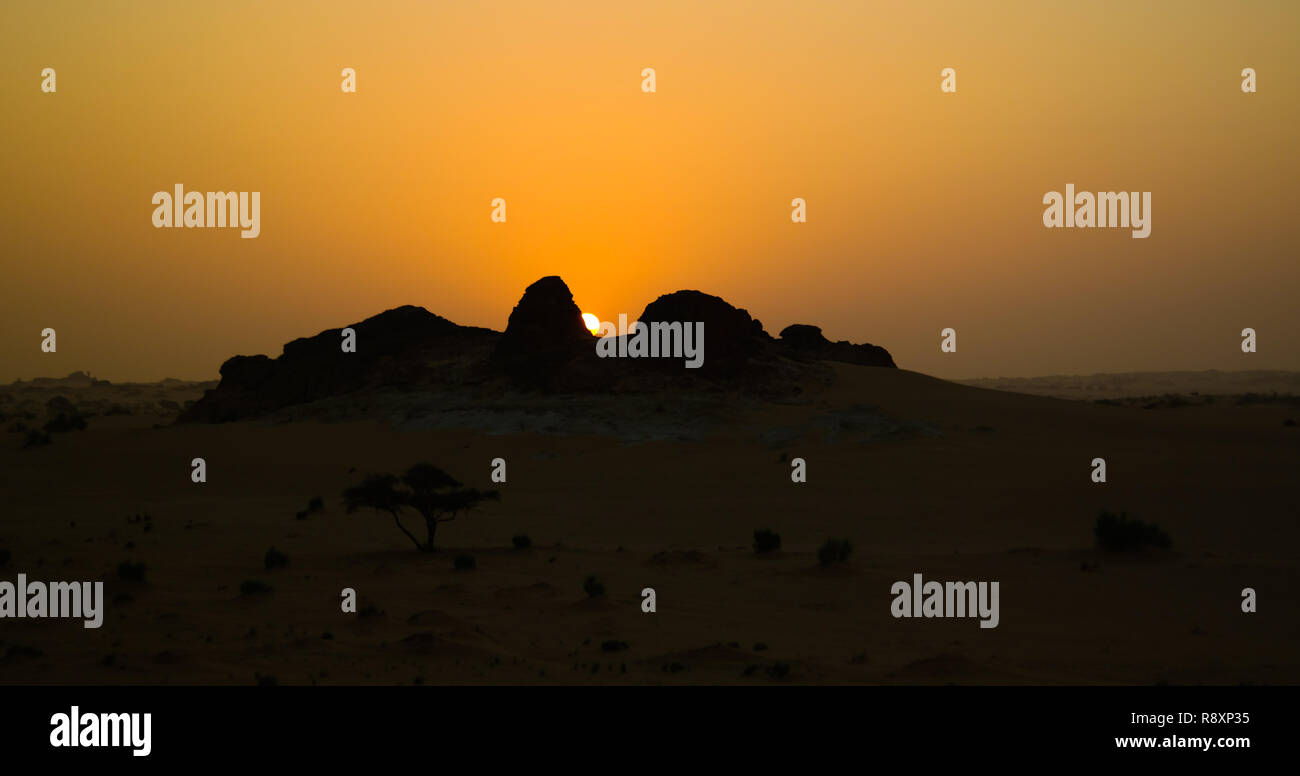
581,312,600,334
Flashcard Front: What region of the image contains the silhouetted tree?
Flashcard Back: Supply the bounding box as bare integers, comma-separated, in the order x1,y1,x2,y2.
343,466,498,552
343,473,421,551
402,463,498,551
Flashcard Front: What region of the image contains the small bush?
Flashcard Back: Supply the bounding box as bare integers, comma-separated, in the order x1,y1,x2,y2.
116,561,147,582
601,640,629,652
263,546,289,571
453,553,476,571
817,538,853,567
240,579,274,596
21,430,51,449
511,534,532,550
296,496,325,520
1094,510,1172,552
583,575,606,598
753,528,782,554
43,413,87,434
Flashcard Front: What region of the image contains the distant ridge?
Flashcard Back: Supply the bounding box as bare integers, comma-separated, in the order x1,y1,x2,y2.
959,370,1300,401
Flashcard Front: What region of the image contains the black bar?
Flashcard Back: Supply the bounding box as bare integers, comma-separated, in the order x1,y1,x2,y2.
1,685,1281,763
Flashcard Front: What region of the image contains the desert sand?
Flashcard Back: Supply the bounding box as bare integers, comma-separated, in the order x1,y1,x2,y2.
0,364,1296,685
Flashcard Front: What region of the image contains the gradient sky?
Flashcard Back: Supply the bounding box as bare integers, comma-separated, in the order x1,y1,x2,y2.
2,0,1297,382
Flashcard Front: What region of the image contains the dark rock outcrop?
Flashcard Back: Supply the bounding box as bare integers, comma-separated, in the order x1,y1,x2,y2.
636,290,769,377
491,276,596,389
778,324,895,368
178,275,898,423
180,306,497,422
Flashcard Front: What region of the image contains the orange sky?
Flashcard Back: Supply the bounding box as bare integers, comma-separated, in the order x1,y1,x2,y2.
2,0,1297,382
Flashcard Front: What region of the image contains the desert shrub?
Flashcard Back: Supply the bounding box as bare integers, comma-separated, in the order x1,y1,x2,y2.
116,561,147,582
453,553,476,571
263,546,289,571
240,579,274,596
752,528,782,554
817,538,853,567
296,495,325,520
21,430,51,449
601,640,629,652
511,534,532,549
767,662,791,679
344,465,498,553
43,412,87,434
583,575,606,598
6,420,27,433
1094,510,1172,552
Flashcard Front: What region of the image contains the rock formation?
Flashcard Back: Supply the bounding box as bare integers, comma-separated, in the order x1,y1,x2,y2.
180,306,497,422
778,324,896,368
179,276,896,422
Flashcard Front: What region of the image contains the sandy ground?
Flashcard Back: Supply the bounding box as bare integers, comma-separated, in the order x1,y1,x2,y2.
0,366,1296,684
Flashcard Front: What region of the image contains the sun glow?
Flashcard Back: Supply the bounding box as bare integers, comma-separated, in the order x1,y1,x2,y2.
581,312,600,334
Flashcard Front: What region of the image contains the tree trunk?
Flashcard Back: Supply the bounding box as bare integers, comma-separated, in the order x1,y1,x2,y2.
423,514,438,552
391,512,422,551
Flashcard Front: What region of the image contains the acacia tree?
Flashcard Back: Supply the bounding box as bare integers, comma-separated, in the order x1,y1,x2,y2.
343,473,420,550
343,465,498,552
402,463,499,551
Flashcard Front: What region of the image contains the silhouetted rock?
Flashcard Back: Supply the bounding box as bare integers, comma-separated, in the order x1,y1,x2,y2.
494,276,591,358
491,276,596,389
178,275,898,422
637,290,768,377
180,306,497,422
778,324,895,368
